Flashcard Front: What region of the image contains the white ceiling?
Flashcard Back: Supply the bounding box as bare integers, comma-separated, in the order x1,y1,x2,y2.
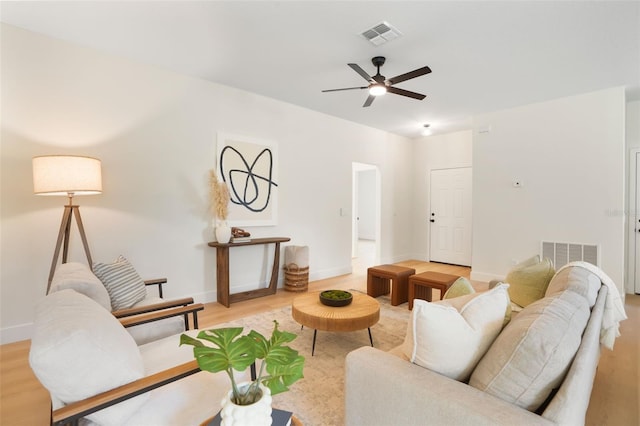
2,1,639,138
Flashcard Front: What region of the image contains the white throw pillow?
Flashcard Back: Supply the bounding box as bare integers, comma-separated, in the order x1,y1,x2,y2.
29,290,149,425
402,283,510,382
93,255,147,310
50,262,112,310
469,290,590,411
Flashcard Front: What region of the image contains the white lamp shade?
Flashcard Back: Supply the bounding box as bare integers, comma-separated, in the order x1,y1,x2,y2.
33,155,102,196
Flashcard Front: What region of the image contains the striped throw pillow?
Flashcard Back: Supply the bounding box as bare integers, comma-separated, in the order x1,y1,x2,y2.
93,256,147,310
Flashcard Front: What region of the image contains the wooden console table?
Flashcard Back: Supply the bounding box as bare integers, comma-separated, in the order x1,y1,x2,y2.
208,237,290,307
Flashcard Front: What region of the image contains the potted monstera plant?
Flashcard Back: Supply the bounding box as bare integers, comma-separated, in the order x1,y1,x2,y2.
180,320,305,425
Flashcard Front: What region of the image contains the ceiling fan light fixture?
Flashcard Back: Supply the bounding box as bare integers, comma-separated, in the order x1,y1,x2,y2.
369,84,387,96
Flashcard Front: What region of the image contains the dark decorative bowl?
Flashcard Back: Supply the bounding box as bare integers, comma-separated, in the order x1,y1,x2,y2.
319,290,353,307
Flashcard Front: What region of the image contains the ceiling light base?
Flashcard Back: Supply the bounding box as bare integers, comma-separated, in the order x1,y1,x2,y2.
371,56,386,68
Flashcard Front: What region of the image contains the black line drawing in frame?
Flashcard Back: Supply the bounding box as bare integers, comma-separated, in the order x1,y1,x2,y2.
216,133,278,226
220,145,277,213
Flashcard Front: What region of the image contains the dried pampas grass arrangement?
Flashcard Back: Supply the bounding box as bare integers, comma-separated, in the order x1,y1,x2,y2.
209,169,230,220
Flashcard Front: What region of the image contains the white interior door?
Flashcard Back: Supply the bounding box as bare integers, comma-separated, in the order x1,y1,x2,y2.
429,167,472,266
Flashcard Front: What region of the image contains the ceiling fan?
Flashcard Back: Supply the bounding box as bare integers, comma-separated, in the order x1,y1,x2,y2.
322,56,431,107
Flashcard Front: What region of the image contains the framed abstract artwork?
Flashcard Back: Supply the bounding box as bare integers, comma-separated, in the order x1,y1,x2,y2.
216,133,278,226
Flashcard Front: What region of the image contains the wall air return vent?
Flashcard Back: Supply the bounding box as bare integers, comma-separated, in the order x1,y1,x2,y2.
541,241,599,268
361,22,402,46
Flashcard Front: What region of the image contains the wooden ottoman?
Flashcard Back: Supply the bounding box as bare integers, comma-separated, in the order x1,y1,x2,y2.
408,271,460,309
367,264,416,306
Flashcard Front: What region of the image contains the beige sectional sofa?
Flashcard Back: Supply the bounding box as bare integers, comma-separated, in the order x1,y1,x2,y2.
345,264,615,426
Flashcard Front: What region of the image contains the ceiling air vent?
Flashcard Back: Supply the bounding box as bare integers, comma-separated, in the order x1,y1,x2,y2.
361,21,402,46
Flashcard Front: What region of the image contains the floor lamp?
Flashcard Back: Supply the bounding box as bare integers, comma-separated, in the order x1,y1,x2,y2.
32,155,103,293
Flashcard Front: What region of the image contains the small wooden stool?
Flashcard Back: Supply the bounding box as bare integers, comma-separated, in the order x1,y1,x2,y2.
367,265,416,306
408,271,460,310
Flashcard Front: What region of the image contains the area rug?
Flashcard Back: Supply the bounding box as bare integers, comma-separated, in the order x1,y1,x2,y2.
211,291,410,426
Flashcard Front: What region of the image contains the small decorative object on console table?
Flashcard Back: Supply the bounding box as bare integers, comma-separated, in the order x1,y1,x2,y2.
231,236,251,243
208,237,291,307
181,321,305,426
215,220,232,244
231,227,251,243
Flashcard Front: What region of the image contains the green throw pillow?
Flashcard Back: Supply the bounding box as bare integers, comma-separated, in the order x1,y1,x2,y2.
505,257,555,308
444,277,475,300
514,254,541,269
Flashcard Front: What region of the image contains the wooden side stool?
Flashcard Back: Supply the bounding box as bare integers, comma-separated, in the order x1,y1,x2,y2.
367,265,416,306
408,271,460,310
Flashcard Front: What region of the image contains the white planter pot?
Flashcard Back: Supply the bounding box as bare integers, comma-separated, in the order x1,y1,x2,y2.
215,220,232,243
220,383,272,426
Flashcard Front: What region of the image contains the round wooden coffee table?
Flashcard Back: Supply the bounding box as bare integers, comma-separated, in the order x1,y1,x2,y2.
291,291,380,355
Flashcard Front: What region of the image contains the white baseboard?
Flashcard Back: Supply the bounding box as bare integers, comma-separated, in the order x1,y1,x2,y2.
1,322,33,345
471,271,504,282
380,253,417,265
308,265,352,282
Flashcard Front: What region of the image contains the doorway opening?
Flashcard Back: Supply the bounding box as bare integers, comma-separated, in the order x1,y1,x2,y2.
352,162,380,274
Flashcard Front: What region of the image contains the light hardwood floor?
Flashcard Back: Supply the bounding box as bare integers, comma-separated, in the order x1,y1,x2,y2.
1,260,637,425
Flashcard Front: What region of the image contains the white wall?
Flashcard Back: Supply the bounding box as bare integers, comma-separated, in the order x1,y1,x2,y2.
471,88,626,294
627,101,640,147
412,130,473,260
0,25,416,343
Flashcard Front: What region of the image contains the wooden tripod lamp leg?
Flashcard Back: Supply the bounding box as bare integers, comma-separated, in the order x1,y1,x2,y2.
45,205,94,294
72,207,94,269
47,206,73,294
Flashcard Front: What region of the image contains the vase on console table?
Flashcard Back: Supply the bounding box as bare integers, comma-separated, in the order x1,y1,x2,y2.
215,220,232,243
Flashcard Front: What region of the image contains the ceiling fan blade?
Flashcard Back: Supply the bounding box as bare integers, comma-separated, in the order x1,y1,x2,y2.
387,66,432,85
322,86,367,93
363,95,375,107
387,86,426,100
348,63,374,82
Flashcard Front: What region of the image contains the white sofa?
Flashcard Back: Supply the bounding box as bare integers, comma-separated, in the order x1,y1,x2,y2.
345,264,612,426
